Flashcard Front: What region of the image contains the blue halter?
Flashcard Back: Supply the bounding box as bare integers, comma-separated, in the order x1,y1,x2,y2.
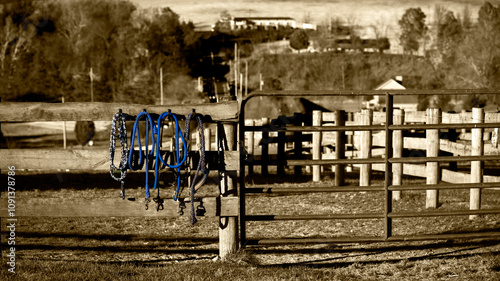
128,110,156,199
154,111,187,201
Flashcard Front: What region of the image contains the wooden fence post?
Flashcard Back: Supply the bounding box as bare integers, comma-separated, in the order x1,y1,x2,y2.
312,110,322,182
62,96,67,149
293,114,302,176
393,109,404,200
335,110,345,186
447,111,458,171
346,112,354,172
245,120,254,175
204,128,212,151
470,107,484,220
360,109,372,186
219,122,238,258
261,117,269,176
426,108,440,209
461,109,467,135
277,119,286,176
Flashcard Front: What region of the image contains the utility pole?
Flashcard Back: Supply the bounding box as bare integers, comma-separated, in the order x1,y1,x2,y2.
90,67,94,102
160,67,164,105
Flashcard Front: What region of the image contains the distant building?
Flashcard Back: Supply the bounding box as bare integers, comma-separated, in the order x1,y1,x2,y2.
215,16,296,30
232,17,296,30
365,76,419,111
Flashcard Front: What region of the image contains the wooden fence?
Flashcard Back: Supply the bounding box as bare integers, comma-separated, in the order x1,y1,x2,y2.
2,93,500,255
0,101,240,258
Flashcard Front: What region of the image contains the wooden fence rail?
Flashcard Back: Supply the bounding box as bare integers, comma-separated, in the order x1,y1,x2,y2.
0,101,240,259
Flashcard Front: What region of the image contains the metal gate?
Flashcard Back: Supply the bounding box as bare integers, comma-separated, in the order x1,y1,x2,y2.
238,90,500,248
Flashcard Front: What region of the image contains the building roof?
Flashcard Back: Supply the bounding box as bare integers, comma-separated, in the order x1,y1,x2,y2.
375,79,405,90
233,17,295,21
374,78,418,105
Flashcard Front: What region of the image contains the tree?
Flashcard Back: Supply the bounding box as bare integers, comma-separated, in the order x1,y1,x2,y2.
442,2,500,107
289,29,310,51
437,11,463,56
399,8,428,54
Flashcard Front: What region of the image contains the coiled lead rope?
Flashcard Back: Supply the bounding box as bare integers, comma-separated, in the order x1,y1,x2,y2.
155,111,187,201
128,110,156,200
110,110,129,199
185,113,208,224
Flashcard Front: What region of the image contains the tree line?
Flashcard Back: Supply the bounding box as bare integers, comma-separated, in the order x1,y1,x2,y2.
1,0,499,107
0,0,230,103
255,2,499,110
397,2,499,92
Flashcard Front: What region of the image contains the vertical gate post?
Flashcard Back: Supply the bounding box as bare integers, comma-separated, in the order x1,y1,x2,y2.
384,93,394,240
245,120,254,175
426,108,441,209
312,110,322,182
447,111,458,172
360,109,372,186
277,120,286,176
470,107,484,220
393,109,404,200
293,114,303,176
334,110,345,186
261,117,269,176
219,122,238,259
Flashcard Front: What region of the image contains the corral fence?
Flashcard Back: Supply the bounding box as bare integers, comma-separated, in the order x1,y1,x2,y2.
239,90,500,247
0,101,240,258
1,89,500,258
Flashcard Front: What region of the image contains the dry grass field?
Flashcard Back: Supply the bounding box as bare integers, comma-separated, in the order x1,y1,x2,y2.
1,170,500,280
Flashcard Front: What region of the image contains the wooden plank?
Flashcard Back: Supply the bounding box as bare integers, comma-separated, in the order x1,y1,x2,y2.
391,137,499,156
0,197,238,217
442,169,500,184
371,163,426,178
331,111,500,125
0,149,239,171
0,101,239,122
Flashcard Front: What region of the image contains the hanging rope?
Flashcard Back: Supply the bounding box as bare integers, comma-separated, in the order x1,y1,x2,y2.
184,112,208,224
110,109,128,199
128,110,156,199
155,111,187,201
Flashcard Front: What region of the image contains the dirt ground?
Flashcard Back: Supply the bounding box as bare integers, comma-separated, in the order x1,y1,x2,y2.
1,171,499,269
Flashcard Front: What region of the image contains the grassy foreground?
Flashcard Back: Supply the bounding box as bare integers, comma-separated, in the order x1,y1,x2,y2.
1,249,500,281
1,171,500,280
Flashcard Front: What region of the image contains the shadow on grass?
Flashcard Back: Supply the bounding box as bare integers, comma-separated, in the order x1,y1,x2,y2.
0,172,178,191
248,238,500,254
272,249,500,269
1,231,219,254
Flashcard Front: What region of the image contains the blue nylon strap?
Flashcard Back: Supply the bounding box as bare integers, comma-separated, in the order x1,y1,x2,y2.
128,110,155,199
154,112,187,201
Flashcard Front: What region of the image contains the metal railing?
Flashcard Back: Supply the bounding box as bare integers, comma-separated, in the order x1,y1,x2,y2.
239,89,500,247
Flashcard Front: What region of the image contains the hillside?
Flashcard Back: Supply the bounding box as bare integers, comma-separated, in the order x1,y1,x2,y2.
133,0,492,51
243,52,449,118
